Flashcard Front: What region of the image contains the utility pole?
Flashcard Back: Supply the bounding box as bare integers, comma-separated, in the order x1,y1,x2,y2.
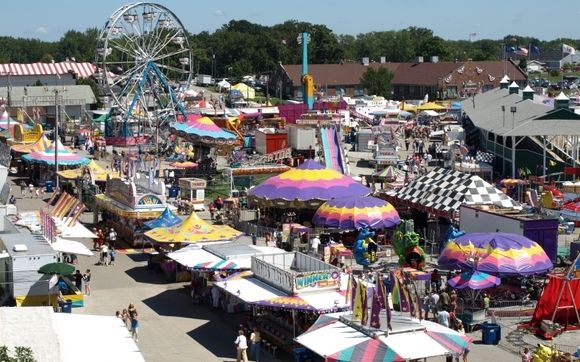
53,87,66,190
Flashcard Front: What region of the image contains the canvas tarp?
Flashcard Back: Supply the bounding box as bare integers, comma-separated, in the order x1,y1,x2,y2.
231,83,255,99
531,273,580,326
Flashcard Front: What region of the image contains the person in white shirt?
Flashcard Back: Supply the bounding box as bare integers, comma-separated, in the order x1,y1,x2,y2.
310,236,321,255
234,330,248,362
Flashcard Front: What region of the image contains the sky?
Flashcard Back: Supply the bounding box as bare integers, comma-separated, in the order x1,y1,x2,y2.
3,0,580,42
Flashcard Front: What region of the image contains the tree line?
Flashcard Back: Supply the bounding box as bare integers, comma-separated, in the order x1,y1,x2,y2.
1,20,578,80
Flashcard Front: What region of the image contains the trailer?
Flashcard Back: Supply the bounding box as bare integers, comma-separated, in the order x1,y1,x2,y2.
459,205,558,264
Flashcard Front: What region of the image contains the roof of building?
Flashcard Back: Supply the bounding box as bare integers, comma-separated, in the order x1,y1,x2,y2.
281,63,400,86
392,60,526,85
0,232,56,257
0,62,96,78
0,85,97,105
462,87,580,136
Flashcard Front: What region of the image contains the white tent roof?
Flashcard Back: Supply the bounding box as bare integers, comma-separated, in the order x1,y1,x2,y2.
217,79,231,89
295,312,460,360
167,245,286,270
0,307,143,362
50,237,94,256
216,275,286,303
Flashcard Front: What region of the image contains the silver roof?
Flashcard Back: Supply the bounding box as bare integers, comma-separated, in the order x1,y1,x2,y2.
462,88,580,136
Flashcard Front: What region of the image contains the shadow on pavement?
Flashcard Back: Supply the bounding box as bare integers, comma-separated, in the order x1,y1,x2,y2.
186,312,239,361
125,266,170,285
126,253,150,263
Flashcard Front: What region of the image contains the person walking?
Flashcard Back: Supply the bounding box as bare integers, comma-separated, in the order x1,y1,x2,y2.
249,327,261,362
108,227,117,249
130,311,140,342
83,269,91,296
73,270,83,291
251,233,257,246
234,330,249,362
20,181,27,198
109,247,116,266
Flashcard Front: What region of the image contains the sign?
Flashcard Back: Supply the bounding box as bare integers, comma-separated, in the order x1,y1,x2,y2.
294,270,339,292
252,257,294,294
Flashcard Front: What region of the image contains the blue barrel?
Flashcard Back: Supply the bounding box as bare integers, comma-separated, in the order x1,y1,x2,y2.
169,185,179,198
45,180,54,193
570,241,580,264
481,322,501,344
292,348,308,362
60,300,73,313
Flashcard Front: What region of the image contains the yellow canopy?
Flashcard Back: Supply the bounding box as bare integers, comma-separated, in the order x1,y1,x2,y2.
415,102,447,111
144,212,242,243
57,160,119,182
11,133,52,153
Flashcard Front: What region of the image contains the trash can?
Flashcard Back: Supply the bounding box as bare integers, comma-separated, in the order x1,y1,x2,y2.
60,299,73,313
292,347,308,362
169,185,179,198
481,322,501,344
45,180,54,193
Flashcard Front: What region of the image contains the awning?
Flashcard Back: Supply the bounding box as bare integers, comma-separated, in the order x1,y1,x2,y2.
95,194,171,219
168,245,286,271
50,238,94,256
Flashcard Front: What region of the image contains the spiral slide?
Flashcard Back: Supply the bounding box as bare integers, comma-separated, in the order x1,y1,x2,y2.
320,126,347,174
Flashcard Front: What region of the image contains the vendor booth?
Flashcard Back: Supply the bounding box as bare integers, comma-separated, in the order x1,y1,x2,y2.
177,177,207,212
94,176,176,245
215,252,349,354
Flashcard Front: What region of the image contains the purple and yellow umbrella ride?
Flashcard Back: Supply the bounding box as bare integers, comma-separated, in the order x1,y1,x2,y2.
248,159,370,208
313,195,400,230
22,139,89,166
438,232,553,275
170,114,237,146
447,270,501,290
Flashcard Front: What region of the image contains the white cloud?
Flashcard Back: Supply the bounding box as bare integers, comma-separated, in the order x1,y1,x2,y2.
213,9,224,17
35,26,50,34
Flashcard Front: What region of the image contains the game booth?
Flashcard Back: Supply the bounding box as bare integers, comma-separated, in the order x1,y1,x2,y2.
94,176,176,246
215,252,350,355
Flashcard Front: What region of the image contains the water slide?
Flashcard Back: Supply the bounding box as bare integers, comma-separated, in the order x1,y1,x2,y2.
320,126,347,174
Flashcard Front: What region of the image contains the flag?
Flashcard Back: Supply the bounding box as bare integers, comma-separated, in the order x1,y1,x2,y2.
370,289,382,329
563,43,576,55
345,273,352,307
514,47,528,56
531,45,541,54
505,46,516,53
350,275,358,309
469,32,477,37
353,278,363,321
377,273,392,330
360,282,369,326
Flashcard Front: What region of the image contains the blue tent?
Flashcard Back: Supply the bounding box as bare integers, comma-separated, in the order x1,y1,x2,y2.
143,207,181,229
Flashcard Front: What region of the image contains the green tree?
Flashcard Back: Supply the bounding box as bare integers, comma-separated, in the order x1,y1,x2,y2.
0,346,37,362
360,67,394,98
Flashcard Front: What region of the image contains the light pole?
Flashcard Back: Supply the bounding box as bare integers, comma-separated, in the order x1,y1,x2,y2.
53,87,66,190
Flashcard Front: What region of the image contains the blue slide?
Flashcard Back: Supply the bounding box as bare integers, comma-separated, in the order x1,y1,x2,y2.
320,126,346,174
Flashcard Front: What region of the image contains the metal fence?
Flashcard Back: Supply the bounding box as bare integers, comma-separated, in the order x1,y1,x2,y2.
235,220,278,239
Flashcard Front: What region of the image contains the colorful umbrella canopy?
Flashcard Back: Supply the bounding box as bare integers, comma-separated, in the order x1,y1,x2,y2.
313,195,400,230
170,114,237,145
447,270,501,290
373,166,403,182
22,139,90,166
144,212,242,243
169,161,199,169
11,133,52,153
143,207,182,229
327,338,404,362
248,160,370,208
38,262,75,275
57,160,120,182
438,232,553,275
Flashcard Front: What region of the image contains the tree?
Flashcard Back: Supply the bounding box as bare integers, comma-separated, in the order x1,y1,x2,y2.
0,346,37,362
360,67,394,98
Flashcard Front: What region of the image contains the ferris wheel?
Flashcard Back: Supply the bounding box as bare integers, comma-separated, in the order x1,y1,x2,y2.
95,2,192,139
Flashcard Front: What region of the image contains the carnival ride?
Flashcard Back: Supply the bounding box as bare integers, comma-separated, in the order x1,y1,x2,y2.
95,2,192,146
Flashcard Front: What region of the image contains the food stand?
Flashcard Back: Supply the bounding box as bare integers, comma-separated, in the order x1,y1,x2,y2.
94,176,176,246
178,178,207,212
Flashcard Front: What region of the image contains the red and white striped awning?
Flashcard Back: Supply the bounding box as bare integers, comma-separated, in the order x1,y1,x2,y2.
0,62,97,79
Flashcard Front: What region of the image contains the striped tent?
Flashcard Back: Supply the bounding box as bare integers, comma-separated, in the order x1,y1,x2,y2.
327,339,403,362
22,139,89,166
12,134,52,153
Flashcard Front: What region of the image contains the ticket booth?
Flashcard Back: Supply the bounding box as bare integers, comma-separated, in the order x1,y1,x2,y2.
178,178,207,211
